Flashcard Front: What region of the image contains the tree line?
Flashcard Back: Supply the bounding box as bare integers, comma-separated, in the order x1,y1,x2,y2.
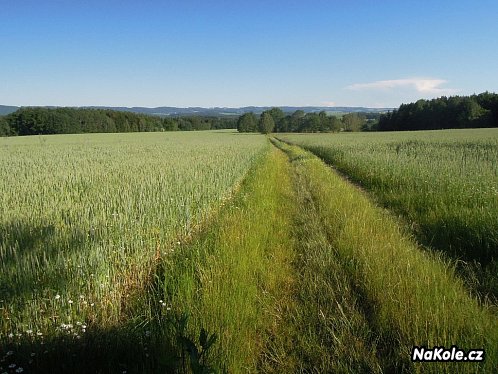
237,108,378,133
0,107,237,136
378,92,498,131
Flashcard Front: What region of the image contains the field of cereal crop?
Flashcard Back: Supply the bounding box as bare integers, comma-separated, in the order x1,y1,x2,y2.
1,129,497,373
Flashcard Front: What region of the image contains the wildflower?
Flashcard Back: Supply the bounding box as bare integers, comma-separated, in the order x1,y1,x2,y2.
76,322,82,326
36,332,43,336
8,333,14,338
82,324,87,329
68,300,73,304
16,367,24,373
166,307,171,311
6,351,13,356
8,364,16,369
79,295,85,299
55,294,61,300
30,353,36,357
176,241,181,245
26,330,33,335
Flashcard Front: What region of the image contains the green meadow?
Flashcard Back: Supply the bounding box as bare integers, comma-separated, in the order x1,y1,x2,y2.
1,129,497,373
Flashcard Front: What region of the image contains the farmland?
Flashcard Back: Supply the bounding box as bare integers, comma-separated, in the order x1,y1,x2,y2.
1,129,497,373
278,129,498,299
0,131,267,371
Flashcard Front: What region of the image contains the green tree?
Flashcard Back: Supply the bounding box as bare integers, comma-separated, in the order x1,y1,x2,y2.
0,116,12,136
258,112,275,134
237,112,258,132
268,107,285,132
342,113,365,132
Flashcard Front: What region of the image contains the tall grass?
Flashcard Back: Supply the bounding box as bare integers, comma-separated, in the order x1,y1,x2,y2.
275,138,498,372
0,131,266,370
280,141,382,373
279,129,498,298
157,146,296,372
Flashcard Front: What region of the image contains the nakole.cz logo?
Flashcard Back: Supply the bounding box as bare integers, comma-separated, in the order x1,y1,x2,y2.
412,346,485,362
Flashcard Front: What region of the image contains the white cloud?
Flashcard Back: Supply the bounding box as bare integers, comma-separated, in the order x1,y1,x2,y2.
321,101,336,107
346,78,459,96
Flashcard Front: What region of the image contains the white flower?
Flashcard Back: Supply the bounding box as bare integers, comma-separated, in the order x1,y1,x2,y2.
16,367,24,373
6,350,14,356
8,333,14,338
8,364,16,369
55,294,61,300
36,332,43,336
68,300,73,304
26,330,33,335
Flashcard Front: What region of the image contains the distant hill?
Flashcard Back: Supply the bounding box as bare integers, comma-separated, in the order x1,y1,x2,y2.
84,106,392,117
0,105,18,115
0,105,392,117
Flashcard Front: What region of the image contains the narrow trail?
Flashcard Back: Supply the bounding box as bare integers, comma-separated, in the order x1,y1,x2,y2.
272,138,497,373
271,140,383,372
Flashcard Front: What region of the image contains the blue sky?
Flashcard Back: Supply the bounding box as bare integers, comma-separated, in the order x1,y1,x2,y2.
1,0,497,108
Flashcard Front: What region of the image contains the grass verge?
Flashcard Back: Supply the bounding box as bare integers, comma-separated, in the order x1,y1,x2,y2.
158,146,296,372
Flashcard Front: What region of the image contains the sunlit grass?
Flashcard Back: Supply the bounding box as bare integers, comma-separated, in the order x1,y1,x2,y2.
157,147,296,372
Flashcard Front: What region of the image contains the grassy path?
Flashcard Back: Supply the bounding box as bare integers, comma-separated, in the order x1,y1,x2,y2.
274,138,498,373
156,142,383,372
152,139,498,372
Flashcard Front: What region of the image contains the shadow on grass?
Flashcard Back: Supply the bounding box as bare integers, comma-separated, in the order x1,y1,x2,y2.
0,311,219,373
1,324,167,373
0,221,94,304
